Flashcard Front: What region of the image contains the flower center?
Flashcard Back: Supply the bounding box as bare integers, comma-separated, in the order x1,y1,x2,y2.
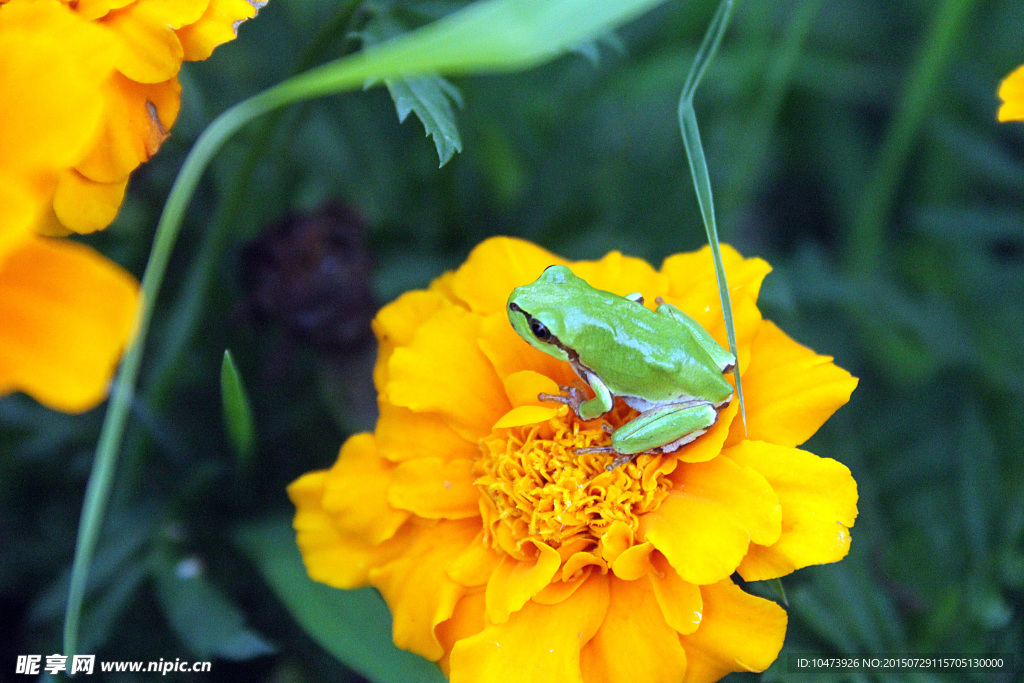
473,403,673,553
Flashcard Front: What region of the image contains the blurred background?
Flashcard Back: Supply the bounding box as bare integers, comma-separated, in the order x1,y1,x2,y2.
2,0,1022,680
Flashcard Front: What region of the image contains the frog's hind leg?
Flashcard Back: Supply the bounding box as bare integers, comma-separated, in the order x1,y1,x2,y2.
610,403,719,457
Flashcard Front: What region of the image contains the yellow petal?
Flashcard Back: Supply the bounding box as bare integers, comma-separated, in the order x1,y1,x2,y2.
998,64,1024,122
288,470,413,589
570,250,669,300
0,2,118,170
370,519,480,661
388,458,480,519
372,289,448,393
647,553,703,635
177,0,262,62
643,456,780,584
680,580,787,683
728,440,858,580
375,402,480,463
437,590,486,676
661,244,772,306
53,170,127,234
447,236,568,315
502,369,560,407
75,74,180,185
321,434,409,544
485,541,561,624
579,575,688,683
449,572,609,683
386,304,508,440
492,405,560,429
0,236,138,413
74,0,136,21
726,320,858,448
0,173,41,261
477,311,577,387
448,532,503,587
102,2,184,84
676,398,738,463
610,541,654,580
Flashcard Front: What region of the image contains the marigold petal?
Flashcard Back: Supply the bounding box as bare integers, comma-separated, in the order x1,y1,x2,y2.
288,471,412,588
388,458,479,519
726,320,858,448
321,434,409,544
74,0,136,21
672,455,781,546
493,405,561,429
437,590,486,676
75,74,180,185
0,2,118,170
375,403,479,463
386,304,508,440
0,236,138,413
642,456,780,584
728,440,858,580
676,398,738,463
478,311,577,386
680,580,787,683
0,174,40,259
370,519,480,661
610,541,654,580
485,541,561,624
450,572,609,683
579,575,688,683
570,250,668,300
102,3,184,83
53,171,127,234
648,553,703,636
998,64,1024,122
661,245,772,305
373,289,448,393
447,236,568,314
503,369,560,407
178,0,262,61
448,533,503,587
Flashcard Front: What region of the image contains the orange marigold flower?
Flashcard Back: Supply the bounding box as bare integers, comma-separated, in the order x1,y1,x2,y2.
289,237,859,683
998,64,1024,122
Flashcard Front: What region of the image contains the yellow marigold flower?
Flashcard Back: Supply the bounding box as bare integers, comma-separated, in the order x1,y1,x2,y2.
0,0,265,234
0,0,263,411
289,237,859,683
998,64,1024,122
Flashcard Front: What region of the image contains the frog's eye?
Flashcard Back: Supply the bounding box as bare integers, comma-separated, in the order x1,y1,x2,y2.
529,319,552,342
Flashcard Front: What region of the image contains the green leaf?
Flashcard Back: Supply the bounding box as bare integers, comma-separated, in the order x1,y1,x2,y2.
235,516,445,683
152,549,276,660
220,349,256,465
385,75,464,166
677,0,746,429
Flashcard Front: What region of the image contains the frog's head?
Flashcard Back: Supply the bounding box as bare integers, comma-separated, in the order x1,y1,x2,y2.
506,265,580,362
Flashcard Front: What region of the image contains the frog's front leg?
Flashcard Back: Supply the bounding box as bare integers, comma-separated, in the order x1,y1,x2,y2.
610,401,719,457
538,370,614,421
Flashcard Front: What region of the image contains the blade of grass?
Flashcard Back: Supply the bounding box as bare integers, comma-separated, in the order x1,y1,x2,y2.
63,0,670,658
678,0,746,429
847,0,976,276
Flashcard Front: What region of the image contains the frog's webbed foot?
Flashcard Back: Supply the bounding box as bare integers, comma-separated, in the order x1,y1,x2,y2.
538,382,588,414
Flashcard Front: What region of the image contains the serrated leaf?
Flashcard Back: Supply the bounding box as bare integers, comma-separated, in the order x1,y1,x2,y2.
234,517,445,683
385,74,464,166
153,550,276,660
220,349,256,465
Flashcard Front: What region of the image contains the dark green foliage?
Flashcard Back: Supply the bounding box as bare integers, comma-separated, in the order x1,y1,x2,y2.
2,0,1022,681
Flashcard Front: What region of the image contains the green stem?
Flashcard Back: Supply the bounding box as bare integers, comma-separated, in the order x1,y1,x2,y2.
678,0,746,429
848,0,975,276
